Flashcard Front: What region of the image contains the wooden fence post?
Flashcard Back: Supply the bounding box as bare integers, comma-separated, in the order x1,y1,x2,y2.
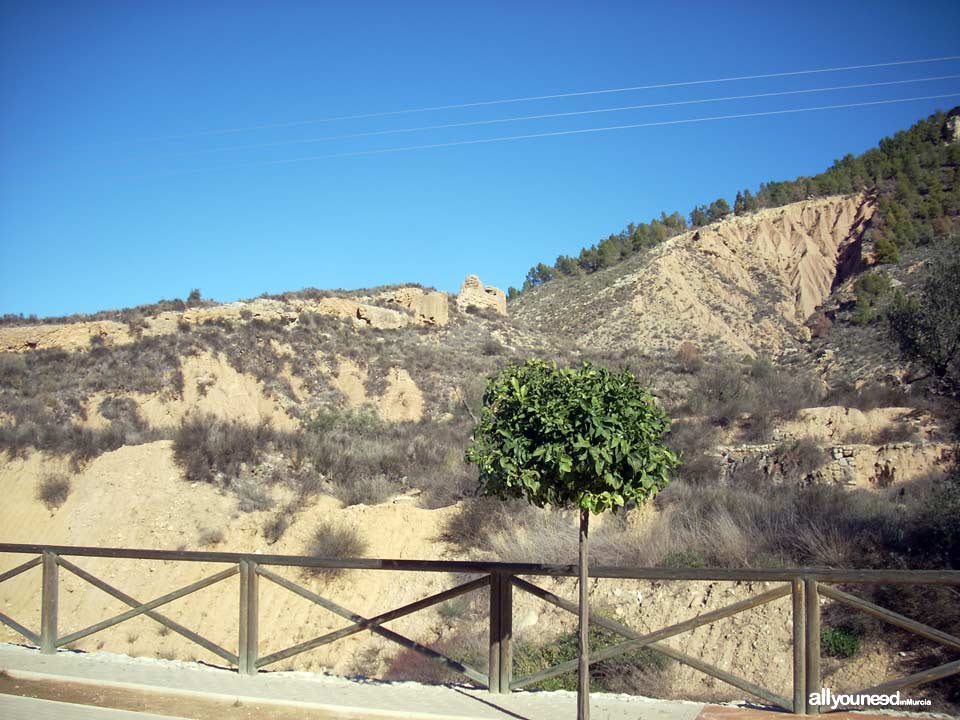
804,577,820,715
498,573,513,693
40,551,58,654
239,559,259,675
792,578,806,714
488,572,501,693
488,571,513,693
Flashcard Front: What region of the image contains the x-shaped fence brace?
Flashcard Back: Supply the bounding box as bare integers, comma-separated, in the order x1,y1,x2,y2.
511,576,795,710
1,547,959,716
816,585,960,702
253,565,490,684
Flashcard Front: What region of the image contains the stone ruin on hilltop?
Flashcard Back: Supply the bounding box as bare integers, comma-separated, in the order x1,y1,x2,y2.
456,275,507,316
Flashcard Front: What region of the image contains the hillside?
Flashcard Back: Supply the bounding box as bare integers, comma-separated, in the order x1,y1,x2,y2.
511,194,873,359
1,109,959,709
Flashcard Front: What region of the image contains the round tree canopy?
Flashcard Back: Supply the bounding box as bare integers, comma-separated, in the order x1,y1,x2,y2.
465,360,677,514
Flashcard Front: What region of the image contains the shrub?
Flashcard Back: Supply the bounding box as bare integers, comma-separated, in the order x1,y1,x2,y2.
263,514,289,545
777,438,827,480
36,473,71,510
480,338,504,356
887,251,960,384
197,528,224,547
674,342,703,374
233,475,274,512
172,414,273,485
869,423,919,445
513,626,669,692
666,419,720,486
331,474,394,507
810,313,833,339
383,629,487,685
305,521,368,577
852,273,892,325
687,362,751,425
821,626,861,658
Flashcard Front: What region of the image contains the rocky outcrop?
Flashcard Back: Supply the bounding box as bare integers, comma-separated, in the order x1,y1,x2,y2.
0,295,422,352
456,275,507,316
944,107,960,144
384,287,449,326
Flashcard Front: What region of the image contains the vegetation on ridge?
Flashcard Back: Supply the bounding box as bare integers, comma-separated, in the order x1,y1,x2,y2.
513,107,960,296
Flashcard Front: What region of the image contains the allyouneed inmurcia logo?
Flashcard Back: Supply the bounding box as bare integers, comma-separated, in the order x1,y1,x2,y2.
809,688,932,710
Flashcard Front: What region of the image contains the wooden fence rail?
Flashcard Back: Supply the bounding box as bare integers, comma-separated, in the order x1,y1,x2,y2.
0,543,957,715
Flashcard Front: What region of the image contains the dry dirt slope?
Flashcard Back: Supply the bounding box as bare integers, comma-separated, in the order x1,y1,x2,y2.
511,194,873,358
0,440,913,702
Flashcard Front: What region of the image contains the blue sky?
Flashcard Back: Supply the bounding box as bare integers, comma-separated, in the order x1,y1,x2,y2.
2,1,959,317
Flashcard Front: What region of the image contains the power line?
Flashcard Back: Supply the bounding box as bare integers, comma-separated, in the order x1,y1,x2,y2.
127,55,960,143
135,93,960,178
123,74,960,161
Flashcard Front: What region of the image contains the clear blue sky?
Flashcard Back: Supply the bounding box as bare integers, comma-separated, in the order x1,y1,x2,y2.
2,1,959,317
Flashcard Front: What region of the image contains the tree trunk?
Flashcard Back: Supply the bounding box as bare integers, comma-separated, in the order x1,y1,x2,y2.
578,508,590,720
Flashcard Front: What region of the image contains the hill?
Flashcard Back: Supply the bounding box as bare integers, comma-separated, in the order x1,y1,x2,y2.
0,108,958,708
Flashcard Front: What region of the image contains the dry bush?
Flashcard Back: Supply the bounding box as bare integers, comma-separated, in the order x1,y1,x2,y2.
232,475,275,512
612,480,919,570
674,342,703,374
810,312,833,338
686,362,752,425
1,419,156,469
262,513,290,545
685,357,820,439
666,419,720,486
332,474,394,507
301,408,476,509
172,414,274,485
197,527,224,547
36,473,71,510
440,498,641,565
869,423,920,445
481,338,504,356
383,629,487,685
777,438,827,480
823,381,920,411
305,521,368,577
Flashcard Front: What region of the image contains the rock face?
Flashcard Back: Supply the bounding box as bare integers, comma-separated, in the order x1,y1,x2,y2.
456,275,507,316
0,296,420,352
512,194,873,357
384,287,449,326
945,107,960,144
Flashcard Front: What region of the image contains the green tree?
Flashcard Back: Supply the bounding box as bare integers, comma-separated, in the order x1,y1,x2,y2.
556,255,581,276
872,229,901,264
887,252,960,384
707,198,731,222
525,263,557,288
852,273,892,325
689,205,709,227
465,360,677,719
734,191,747,215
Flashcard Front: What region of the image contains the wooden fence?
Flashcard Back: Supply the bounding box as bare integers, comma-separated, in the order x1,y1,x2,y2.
0,543,958,714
